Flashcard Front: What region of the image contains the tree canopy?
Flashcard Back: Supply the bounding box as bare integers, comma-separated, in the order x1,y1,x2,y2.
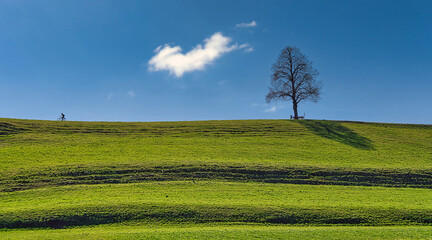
266,46,322,119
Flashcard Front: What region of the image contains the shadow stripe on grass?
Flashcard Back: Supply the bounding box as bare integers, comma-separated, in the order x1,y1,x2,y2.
2,164,432,192
2,204,432,229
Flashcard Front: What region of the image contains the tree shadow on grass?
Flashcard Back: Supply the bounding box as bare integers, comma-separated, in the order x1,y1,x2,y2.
299,120,374,150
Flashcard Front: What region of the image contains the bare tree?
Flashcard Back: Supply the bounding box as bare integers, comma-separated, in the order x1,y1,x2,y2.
266,46,322,119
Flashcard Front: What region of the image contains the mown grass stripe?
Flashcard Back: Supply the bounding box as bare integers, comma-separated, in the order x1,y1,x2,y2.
2,164,432,192
2,182,432,228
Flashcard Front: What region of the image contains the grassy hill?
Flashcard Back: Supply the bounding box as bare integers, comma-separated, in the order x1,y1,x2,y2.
1,118,432,239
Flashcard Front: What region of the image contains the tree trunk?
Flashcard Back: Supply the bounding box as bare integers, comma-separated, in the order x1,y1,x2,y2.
293,102,298,119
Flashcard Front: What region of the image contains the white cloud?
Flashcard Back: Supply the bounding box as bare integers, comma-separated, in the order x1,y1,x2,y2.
244,47,254,52
264,106,277,112
239,43,254,52
148,32,241,77
252,102,285,113
127,91,135,98
235,20,257,28
106,92,114,101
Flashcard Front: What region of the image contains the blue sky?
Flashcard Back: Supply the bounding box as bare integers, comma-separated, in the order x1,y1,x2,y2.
0,0,431,123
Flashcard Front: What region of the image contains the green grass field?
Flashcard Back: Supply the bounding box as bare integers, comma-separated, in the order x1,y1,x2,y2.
3,224,432,240
1,118,432,239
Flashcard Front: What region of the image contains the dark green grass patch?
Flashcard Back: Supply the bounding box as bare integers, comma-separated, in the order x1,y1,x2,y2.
0,122,26,136
0,205,412,228
299,120,374,150
3,164,432,192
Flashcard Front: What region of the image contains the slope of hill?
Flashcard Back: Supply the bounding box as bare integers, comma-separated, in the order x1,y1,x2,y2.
1,118,431,238
1,118,431,191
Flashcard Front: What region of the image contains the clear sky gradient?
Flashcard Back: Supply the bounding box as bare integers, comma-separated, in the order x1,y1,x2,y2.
1,0,431,123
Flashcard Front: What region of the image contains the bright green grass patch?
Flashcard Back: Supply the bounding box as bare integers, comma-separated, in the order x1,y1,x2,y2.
2,182,432,227
3,182,432,212
2,223,432,240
